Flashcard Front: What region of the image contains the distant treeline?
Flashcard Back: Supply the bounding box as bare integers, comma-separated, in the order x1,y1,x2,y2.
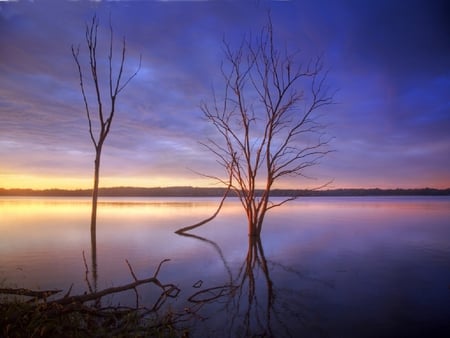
1,186,449,197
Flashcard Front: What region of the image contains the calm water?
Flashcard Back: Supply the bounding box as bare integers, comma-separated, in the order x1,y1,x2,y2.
1,196,450,337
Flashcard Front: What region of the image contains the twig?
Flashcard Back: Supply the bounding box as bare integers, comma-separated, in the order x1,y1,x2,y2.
188,285,237,303
154,258,170,278
82,250,94,293
126,259,141,308
64,284,74,298
126,259,139,281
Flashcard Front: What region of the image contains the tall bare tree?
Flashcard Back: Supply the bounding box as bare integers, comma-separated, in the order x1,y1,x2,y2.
72,15,140,233
201,16,334,237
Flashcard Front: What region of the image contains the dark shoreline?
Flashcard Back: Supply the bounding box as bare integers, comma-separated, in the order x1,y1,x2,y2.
1,186,449,197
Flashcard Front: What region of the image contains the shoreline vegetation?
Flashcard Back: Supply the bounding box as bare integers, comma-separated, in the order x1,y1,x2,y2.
0,259,189,337
1,186,449,197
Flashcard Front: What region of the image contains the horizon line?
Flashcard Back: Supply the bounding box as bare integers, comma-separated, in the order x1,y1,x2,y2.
1,186,449,198
1,185,450,191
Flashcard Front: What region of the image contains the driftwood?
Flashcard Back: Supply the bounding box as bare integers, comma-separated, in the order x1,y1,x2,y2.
0,259,175,306
1,259,181,337
46,259,178,308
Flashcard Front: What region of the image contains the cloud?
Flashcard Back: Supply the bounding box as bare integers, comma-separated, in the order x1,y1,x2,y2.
0,0,449,189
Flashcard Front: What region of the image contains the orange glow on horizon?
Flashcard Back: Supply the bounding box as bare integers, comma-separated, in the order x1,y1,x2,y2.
0,174,215,190
1,174,93,190
1,174,448,191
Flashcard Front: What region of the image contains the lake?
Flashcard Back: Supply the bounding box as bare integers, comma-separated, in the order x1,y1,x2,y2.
1,196,450,337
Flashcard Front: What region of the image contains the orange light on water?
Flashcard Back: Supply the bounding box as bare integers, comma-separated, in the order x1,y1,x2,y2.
0,198,91,223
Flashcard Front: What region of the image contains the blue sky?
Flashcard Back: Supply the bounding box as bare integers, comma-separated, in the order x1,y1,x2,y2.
0,0,449,189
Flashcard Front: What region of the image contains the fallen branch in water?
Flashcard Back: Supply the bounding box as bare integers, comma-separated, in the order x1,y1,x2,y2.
0,259,183,337
48,259,178,308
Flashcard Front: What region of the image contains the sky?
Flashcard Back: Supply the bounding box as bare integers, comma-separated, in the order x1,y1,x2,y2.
0,0,449,190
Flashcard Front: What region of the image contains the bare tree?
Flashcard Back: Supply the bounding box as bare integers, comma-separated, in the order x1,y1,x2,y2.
201,16,334,237
71,15,140,233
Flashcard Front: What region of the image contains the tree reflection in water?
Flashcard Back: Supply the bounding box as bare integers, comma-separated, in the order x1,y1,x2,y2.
88,206,325,336
90,223,98,293
177,232,326,337
83,219,100,308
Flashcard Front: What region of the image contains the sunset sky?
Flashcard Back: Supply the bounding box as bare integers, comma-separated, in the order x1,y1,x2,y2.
1,0,449,190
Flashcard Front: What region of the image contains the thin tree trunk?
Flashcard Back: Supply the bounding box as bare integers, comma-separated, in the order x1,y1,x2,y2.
91,149,101,232
90,150,100,295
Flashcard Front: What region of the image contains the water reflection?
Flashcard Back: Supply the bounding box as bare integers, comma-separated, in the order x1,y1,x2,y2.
2,196,450,337
178,230,327,337
90,220,98,295
231,236,275,336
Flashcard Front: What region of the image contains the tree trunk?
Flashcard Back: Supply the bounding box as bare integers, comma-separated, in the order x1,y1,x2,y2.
248,217,259,237
90,149,101,295
91,148,101,233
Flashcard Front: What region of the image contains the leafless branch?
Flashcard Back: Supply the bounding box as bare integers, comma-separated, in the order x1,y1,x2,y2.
72,14,140,230
200,13,334,236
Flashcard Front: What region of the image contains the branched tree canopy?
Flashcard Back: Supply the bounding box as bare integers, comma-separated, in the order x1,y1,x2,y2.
71,14,140,231
201,15,334,237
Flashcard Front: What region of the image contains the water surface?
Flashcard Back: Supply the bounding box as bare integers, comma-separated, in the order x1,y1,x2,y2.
1,196,449,337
